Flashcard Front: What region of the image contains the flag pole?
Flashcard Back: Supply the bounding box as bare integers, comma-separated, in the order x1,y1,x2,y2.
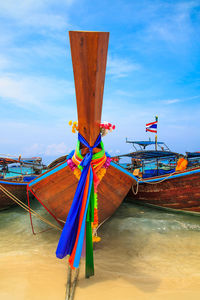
155,116,158,151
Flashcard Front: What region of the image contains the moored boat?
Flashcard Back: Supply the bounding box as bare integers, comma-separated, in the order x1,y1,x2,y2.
0,156,43,210
186,152,200,168
0,156,45,177
0,175,37,210
28,31,137,226
120,141,200,215
129,166,200,214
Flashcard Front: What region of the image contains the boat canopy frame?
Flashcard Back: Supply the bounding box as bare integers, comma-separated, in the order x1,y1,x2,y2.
126,138,171,151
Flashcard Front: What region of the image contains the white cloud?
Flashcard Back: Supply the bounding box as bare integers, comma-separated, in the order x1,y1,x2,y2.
114,89,133,97
0,74,75,111
26,42,67,59
163,99,181,105
0,0,75,43
23,143,41,156
45,142,67,156
22,13,69,31
146,1,199,45
107,56,140,78
0,55,11,69
162,95,200,105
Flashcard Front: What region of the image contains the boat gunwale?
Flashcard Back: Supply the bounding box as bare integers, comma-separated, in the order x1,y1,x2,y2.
28,160,138,188
138,166,200,183
0,175,37,186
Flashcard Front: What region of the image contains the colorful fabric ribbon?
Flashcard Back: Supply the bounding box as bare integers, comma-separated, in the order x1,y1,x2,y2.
56,133,111,278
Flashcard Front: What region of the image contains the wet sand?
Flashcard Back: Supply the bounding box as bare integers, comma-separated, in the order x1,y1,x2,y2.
1,201,200,300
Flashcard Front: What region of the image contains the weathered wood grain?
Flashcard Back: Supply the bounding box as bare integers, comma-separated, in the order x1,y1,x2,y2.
0,179,27,210
129,167,200,213
69,31,109,147
31,162,134,224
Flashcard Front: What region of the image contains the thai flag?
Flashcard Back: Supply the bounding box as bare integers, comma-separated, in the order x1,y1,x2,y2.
146,121,157,133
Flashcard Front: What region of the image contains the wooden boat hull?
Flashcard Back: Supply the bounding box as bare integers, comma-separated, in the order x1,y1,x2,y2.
0,180,27,210
0,176,37,210
29,161,136,224
128,167,200,214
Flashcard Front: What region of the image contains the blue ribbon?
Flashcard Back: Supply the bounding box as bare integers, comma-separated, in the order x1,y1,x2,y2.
79,133,101,167
56,133,101,264
67,150,75,160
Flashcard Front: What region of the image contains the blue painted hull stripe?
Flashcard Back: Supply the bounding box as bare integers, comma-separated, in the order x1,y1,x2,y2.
29,161,68,187
140,168,200,183
110,161,138,181
0,180,27,186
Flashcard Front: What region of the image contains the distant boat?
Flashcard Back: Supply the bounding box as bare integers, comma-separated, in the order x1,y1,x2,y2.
0,175,37,210
118,140,179,176
186,152,200,168
0,156,44,210
186,152,200,158
28,31,137,225
120,140,200,215
0,156,46,177
47,155,67,169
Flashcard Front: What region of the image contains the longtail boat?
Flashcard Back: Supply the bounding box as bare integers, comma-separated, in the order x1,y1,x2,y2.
0,156,45,177
0,175,37,210
0,156,43,210
129,167,200,215
28,32,137,278
28,31,136,225
47,155,67,169
186,152,200,168
120,141,200,215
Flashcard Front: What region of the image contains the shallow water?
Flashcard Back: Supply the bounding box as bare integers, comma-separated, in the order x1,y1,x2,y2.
1,200,200,300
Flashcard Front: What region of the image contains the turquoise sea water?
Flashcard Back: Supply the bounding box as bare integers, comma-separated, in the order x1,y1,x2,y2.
0,199,200,300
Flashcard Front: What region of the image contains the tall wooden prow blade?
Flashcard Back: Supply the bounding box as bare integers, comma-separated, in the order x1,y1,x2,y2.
69,31,109,146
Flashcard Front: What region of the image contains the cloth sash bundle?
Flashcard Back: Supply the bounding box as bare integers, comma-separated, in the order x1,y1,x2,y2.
56,133,110,278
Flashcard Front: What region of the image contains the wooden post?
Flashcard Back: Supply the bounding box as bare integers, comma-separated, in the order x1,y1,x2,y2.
65,260,72,300
69,268,79,300
155,134,158,151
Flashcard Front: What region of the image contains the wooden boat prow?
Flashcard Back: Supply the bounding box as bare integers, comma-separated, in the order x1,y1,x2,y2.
29,161,135,224
69,31,109,146
28,31,137,225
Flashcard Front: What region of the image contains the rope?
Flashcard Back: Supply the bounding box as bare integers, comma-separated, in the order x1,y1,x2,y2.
142,171,177,184
0,183,62,232
91,216,110,238
27,185,62,226
0,153,18,157
131,178,141,195
131,171,177,195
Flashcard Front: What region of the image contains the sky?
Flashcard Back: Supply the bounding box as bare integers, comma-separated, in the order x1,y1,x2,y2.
0,0,200,163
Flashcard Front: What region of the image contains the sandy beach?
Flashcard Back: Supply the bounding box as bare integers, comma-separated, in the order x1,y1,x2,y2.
1,202,200,300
